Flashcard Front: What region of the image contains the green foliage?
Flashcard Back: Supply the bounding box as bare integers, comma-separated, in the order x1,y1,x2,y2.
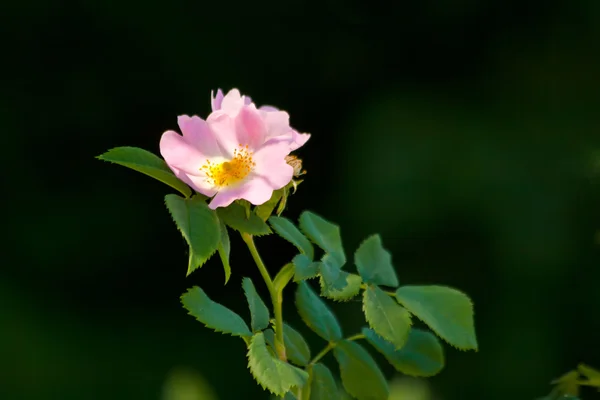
293,254,320,282
274,263,296,295
363,327,445,377
354,234,399,288
247,332,309,396
242,278,270,332
295,281,342,342
217,202,272,236
282,322,311,366
539,364,600,399
333,340,389,400
395,285,478,350
269,216,314,260
256,189,284,221
217,219,232,284
579,364,600,389
165,194,221,275
319,272,362,302
307,363,338,400
318,260,350,291
96,146,192,198
181,286,251,338
363,285,412,349
299,211,346,266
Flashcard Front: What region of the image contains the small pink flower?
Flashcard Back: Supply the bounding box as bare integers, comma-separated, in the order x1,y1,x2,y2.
211,89,310,151
160,89,309,209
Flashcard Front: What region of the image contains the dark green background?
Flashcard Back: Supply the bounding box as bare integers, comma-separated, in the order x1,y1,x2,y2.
3,0,600,399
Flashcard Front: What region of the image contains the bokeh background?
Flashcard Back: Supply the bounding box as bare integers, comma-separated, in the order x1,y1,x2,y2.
3,0,600,399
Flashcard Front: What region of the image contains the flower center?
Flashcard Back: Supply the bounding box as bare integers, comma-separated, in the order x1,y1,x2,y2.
201,145,255,188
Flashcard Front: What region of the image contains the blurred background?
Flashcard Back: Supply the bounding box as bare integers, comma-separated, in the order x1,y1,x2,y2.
3,0,600,399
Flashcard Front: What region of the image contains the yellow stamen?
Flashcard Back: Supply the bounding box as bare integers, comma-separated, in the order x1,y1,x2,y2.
201,144,255,188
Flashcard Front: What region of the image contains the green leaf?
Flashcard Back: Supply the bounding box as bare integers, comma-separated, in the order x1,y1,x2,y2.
354,234,399,288
363,285,412,349
165,194,221,275
318,259,349,291
181,286,251,338
269,216,315,260
263,329,276,350
293,254,320,281
97,146,192,197
552,370,580,396
299,211,346,266
242,278,270,332
363,327,445,377
319,268,362,302
274,263,296,295
217,219,231,284
395,285,478,350
217,202,272,236
578,364,600,389
309,363,338,400
281,322,311,366
333,340,389,400
256,189,284,221
295,281,342,341
247,332,309,396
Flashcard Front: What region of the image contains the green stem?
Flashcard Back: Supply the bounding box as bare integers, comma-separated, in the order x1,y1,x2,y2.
309,342,335,365
309,333,366,366
242,233,287,361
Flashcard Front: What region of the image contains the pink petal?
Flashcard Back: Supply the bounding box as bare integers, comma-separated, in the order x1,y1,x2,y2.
260,105,279,112
211,89,224,111
253,141,295,189
220,89,245,117
160,130,208,172
290,130,311,151
177,115,222,158
168,165,218,197
262,109,292,141
208,175,274,209
206,112,238,157
236,105,266,150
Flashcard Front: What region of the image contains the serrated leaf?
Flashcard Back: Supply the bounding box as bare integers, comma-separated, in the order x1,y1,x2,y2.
395,285,478,350
282,322,311,366
333,340,389,400
354,234,399,287
181,286,251,337
247,332,309,396
97,146,192,197
293,254,320,281
256,189,284,221
318,259,349,291
274,263,295,295
363,285,412,349
299,211,346,266
165,194,221,275
217,202,271,236
242,278,270,332
309,363,338,400
217,219,231,284
363,327,444,377
319,271,362,302
295,281,342,341
269,216,315,260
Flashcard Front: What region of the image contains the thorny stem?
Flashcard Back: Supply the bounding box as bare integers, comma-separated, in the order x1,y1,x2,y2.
242,233,287,361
